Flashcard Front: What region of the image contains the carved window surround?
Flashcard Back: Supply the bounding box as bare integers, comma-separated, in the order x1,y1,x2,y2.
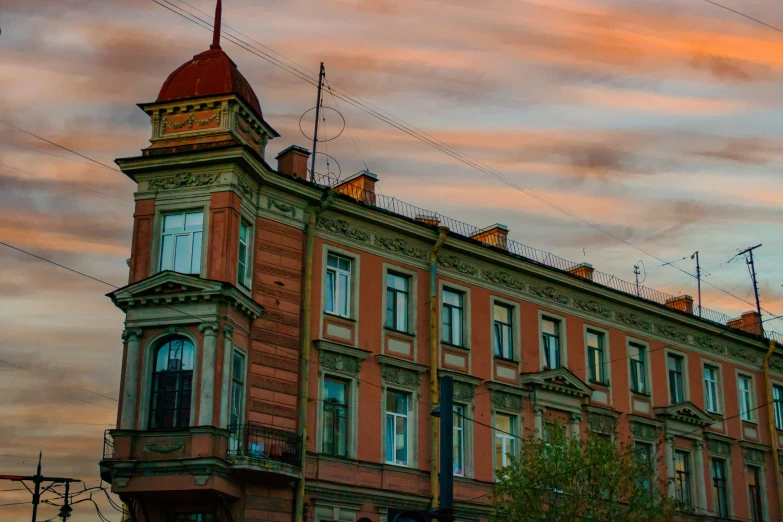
376,355,427,392
628,414,662,444
584,404,620,436
314,340,371,378
704,432,734,458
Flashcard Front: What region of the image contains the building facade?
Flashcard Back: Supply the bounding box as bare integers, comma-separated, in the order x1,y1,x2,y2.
101,5,783,522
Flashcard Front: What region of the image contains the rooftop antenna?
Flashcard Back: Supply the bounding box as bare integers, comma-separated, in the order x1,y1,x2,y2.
691,251,702,317
210,0,222,49
729,244,763,333
633,260,645,297
310,62,325,183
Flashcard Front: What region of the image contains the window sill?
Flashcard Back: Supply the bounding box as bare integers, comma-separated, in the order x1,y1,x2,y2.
323,311,355,322
384,326,414,337
441,341,469,350
588,379,610,388
630,389,651,398
741,418,759,426
494,355,518,364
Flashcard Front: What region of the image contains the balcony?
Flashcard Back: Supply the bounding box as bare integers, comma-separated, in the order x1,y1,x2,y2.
99,423,302,492
227,423,302,479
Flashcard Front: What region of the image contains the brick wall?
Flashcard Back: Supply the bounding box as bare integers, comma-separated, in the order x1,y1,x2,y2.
249,216,304,431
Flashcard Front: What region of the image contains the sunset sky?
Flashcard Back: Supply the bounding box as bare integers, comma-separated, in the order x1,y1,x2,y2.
1,0,783,519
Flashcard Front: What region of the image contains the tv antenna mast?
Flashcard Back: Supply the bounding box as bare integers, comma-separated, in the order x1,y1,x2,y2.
633,260,645,297
691,251,702,317
729,244,763,332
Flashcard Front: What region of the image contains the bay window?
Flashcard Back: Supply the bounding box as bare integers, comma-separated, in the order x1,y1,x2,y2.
160,212,203,274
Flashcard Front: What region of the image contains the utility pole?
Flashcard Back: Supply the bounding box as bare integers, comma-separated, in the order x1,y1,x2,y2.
736,244,763,332
0,452,81,522
310,62,325,183
691,251,702,317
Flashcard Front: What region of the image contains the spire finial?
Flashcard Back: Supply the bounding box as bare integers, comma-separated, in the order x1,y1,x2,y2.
211,0,222,49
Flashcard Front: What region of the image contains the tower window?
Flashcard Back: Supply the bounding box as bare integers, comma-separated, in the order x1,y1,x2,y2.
150,337,195,429
159,212,204,275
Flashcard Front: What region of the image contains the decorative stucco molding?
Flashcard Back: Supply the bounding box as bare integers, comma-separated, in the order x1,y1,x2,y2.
162,111,221,130
317,216,370,243
268,198,296,218
437,254,478,276
380,365,420,388
374,235,428,261
490,391,523,411
148,172,220,191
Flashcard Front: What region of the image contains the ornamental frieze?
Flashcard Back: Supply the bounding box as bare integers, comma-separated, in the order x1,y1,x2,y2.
615,311,652,331
319,351,360,376
490,391,522,411
267,198,296,218
162,111,220,130
706,439,732,457
480,268,525,291
317,216,371,243
437,254,479,276
573,297,611,319
630,422,657,442
148,172,219,191
743,447,765,465
694,336,726,356
453,381,476,401
380,365,420,387
655,324,689,344
770,358,783,373
728,345,758,365
588,413,617,434
528,284,570,306
374,235,428,261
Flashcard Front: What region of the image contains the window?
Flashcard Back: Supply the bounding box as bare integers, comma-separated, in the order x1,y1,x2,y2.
587,330,606,384
542,317,561,369
774,385,783,430
674,450,692,509
229,351,246,427
493,303,513,360
385,391,409,466
160,212,204,274
237,221,251,287
712,459,729,518
495,414,516,473
453,405,465,476
386,272,410,332
738,375,753,422
629,343,647,394
634,441,654,493
325,254,351,317
150,337,194,429
442,289,464,347
704,365,720,414
668,354,684,403
322,378,348,457
748,466,764,522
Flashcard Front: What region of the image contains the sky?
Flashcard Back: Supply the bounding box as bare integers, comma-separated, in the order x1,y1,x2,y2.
1,0,783,519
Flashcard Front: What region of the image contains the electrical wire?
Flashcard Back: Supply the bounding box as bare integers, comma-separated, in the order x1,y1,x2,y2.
151,0,783,326
0,358,118,402
0,163,133,204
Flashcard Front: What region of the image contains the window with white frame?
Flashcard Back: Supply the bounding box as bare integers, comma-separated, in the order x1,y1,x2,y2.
542,317,561,369
228,350,246,452
674,450,692,509
738,375,754,422
704,365,720,414
586,330,606,384
747,466,764,522
237,221,251,287
668,354,685,404
385,390,410,466
325,254,351,317
493,303,513,360
629,342,647,394
453,405,465,476
494,414,516,473
442,289,465,347
322,377,348,456
774,385,783,430
386,272,410,333
160,212,204,274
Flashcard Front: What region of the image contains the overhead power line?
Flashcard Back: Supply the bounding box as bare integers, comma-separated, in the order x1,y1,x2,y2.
703,0,783,34
151,0,782,324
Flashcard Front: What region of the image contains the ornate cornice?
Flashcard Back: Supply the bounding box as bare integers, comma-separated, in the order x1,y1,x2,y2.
148,172,219,191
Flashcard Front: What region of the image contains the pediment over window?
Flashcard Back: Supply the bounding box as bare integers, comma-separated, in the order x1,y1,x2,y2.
108,270,263,319
653,401,714,426
520,367,593,398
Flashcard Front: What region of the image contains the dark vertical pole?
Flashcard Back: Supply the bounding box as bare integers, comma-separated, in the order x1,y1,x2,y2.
310,63,325,183
439,376,454,522
31,452,41,522
693,251,701,317
749,249,761,318
633,264,640,297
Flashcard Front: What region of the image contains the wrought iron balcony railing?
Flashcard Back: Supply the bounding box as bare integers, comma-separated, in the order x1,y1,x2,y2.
228,423,302,469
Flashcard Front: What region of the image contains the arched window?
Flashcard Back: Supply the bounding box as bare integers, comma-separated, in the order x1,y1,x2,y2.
150,337,195,429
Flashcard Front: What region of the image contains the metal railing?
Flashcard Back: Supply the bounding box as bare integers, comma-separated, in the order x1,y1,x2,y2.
102,429,114,460
314,173,783,341
227,423,302,468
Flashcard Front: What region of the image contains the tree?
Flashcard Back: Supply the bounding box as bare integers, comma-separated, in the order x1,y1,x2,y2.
492,422,677,522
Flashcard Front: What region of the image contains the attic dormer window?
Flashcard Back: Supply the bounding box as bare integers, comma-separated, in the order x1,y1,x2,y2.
160,211,204,275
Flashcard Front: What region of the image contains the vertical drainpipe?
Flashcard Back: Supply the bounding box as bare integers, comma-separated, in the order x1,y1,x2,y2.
429,227,448,509
294,190,334,522
763,339,783,519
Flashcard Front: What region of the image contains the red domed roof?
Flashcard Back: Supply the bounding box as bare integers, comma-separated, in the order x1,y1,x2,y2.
156,46,263,117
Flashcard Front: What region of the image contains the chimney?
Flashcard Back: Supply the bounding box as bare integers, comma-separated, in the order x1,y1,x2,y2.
416,214,441,226
334,170,378,205
728,311,763,336
276,145,310,180
568,262,594,281
665,295,694,314
470,224,509,250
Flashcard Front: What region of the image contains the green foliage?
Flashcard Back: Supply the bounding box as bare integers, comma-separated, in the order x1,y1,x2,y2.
492,423,677,522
